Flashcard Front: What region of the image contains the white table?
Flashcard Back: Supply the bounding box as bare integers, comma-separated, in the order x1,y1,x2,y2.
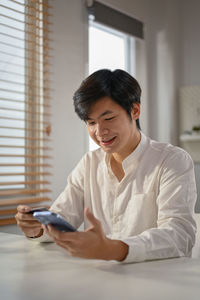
0,232,200,300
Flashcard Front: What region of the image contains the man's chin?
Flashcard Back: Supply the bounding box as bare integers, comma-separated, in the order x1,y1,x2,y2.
100,145,116,153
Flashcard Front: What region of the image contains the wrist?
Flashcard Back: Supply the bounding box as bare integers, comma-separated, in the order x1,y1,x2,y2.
104,238,129,261
27,228,44,239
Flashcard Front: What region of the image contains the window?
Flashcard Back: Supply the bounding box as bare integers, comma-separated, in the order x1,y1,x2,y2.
0,0,52,225
88,21,136,151
86,1,144,151
89,22,132,74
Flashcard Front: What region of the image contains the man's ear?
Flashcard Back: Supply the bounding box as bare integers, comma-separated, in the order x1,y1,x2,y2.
131,103,140,120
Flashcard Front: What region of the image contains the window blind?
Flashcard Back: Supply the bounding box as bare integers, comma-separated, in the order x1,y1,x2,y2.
87,0,144,39
0,0,53,225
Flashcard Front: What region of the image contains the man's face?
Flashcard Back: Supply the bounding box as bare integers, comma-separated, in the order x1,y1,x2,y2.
86,97,140,158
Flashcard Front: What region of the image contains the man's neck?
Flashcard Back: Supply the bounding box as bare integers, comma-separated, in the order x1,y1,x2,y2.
112,130,141,164
110,130,141,182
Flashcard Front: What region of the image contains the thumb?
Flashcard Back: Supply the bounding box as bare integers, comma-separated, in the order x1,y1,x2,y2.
85,207,101,229
17,205,31,213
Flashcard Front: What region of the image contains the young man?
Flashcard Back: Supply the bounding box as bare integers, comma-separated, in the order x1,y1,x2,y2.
16,69,197,263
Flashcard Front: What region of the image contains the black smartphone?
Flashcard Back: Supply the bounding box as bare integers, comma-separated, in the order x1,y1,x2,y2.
28,207,49,214
33,211,76,232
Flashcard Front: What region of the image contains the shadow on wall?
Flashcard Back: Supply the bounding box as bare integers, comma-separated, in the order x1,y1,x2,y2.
192,213,200,258
179,86,200,213
194,164,200,213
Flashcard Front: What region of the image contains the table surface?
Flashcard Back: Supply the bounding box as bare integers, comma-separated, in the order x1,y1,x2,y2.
0,232,200,300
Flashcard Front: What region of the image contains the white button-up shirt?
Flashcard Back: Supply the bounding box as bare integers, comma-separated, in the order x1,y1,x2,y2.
50,132,197,263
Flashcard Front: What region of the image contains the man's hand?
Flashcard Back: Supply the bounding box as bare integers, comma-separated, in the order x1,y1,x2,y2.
43,207,129,261
15,205,43,238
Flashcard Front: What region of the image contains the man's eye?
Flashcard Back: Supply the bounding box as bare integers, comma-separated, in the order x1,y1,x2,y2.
88,121,95,126
105,117,114,121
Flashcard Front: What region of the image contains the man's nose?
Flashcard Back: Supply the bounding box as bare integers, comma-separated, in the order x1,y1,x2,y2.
96,123,109,136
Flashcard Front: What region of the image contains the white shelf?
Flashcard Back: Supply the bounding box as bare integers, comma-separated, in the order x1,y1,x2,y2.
180,134,200,142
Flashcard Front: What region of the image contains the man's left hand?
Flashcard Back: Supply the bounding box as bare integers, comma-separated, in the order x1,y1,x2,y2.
43,207,128,261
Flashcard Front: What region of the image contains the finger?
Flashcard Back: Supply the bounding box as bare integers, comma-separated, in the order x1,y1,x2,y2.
15,212,38,222
54,239,72,248
53,237,80,255
17,205,31,213
17,220,42,228
54,239,78,256
45,227,76,252
84,207,101,229
45,225,78,242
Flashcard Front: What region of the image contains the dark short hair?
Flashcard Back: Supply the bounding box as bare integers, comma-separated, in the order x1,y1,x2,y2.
73,69,141,129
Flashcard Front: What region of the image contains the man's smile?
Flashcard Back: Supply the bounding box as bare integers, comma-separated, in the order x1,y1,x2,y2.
100,136,117,146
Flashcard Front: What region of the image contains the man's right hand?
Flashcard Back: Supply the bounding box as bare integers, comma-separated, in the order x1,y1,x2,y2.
15,205,43,238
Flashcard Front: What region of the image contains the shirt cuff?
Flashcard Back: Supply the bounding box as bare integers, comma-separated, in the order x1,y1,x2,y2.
120,237,146,263
26,232,53,243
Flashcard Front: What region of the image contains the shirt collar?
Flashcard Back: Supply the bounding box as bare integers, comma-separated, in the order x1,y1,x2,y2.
122,131,148,171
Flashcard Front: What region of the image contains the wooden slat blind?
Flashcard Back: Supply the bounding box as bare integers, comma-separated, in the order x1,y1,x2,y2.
0,0,53,225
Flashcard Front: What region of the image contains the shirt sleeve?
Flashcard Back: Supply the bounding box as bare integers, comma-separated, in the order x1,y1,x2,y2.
121,150,197,263
27,155,86,243
49,155,86,229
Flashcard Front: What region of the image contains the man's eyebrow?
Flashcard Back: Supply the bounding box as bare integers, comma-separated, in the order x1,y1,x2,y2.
87,110,113,120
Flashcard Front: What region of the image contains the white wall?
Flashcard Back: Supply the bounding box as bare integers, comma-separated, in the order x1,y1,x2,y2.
51,0,89,200
180,0,200,86
179,0,200,212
